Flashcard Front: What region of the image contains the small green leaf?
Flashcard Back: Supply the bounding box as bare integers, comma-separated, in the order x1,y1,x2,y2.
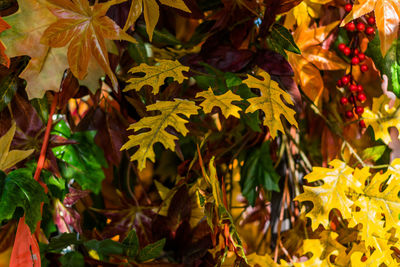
240,142,280,206
48,233,82,251
59,252,84,267
84,239,124,259
123,229,139,258
137,238,166,262
225,72,242,87
0,169,48,232
366,35,400,97
268,24,300,55
362,145,386,161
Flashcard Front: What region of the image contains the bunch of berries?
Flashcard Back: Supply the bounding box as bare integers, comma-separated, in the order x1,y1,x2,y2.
337,4,376,129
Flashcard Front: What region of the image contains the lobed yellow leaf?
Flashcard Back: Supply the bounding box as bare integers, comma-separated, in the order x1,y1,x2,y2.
125,59,189,94
362,94,400,144
121,99,199,170
243,70,297,139
196,88,243,118
0,123,34,171
295,160,362,230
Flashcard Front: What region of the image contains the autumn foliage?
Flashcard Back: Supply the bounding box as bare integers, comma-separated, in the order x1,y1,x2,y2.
1,0,400,266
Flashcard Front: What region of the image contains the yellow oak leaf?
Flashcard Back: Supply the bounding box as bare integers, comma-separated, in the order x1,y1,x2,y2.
124,59,189,94
294,232,346,267
1,0,68,99
0,123,34,171
121,99,199,170
123,0,190,41
243,70,297,139
342,0,400,56
294,160,362,231
246,252,277,267
196,88,242,118
362,94,400,144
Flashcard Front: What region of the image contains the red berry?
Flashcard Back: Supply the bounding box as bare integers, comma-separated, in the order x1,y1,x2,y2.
346,22,356,32
344,4,353,12
342,76,350,85
358,53,366,61
357,92,367,102
346,110,354,118
351,56,360,65
340,96,349,105
360,64,369,72
357,85,364,92
367,17,375,25
356,22,365,32
354,49,360,55
337,79,344,87
343,47,351,56
366,27,375,35
359,120,366,128
349,84,358,92
356,106,364,115
338,43,346,51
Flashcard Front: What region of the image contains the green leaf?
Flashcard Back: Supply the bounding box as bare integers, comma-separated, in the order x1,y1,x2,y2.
59,252,84,267
84,239,124,260
48,233,82,251
0,169,48,232
31,94,49,123
137,238,166,262
240,142,280,206
362,145,387,161
52,121,107,194
136,24,181,46
128,42,149,65
123,229,140,258
366,35,400,97
225,72,242,88
268,24,300,55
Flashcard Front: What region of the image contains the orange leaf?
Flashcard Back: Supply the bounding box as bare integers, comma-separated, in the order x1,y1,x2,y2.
41,0,136,91
375,0,400,56
301,46,347,70
9,217,40,267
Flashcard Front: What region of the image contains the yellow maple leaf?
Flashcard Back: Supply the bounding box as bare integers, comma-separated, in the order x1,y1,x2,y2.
196,88,243,119
243,70,297,139
246,252,277,267
123,0,191,41
121,99,199,170
295,160,362,231
0,123,34,171
1,0,68,99
342,0,400,56
124,59,189,94
362,94,400,144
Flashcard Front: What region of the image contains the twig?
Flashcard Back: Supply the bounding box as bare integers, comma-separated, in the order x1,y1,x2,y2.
274,174,289,262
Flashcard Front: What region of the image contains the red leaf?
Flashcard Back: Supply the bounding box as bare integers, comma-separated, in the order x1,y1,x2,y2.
9,217,41,267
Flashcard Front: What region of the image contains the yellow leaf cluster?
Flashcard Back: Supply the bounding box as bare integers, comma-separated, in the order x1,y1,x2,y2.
363,94,400,144
296,159,400,265
125,59,189,94
243,70,298,138
0,123,34,171
121,99,199,170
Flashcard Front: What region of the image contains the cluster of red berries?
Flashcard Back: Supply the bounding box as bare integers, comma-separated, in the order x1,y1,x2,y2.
336,4,376,128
